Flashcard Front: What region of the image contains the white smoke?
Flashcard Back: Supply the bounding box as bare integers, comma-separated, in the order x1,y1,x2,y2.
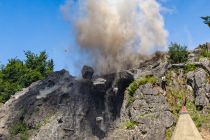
61,0,168,74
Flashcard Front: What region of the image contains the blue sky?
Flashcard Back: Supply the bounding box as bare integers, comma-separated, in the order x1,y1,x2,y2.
0,0,210,75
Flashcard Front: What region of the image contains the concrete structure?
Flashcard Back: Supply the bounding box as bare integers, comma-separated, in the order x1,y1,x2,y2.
171,106,203,140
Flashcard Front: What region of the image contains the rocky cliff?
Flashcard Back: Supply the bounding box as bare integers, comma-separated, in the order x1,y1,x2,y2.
0,45,209,140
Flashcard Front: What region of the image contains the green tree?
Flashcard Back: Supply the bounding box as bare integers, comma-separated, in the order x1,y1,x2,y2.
24,51,54,77
1,59,27,86
201,16,210,27
0,51,54,103
168,43,189,64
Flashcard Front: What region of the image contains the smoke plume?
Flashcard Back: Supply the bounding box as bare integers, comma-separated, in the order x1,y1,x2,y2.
61,0,168,74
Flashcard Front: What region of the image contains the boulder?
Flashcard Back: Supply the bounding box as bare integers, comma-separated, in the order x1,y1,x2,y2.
195,95,209,108
194,69,206,88
140,84,159,95
195,88,206,97
81,65,94,80
93,78,107,92
186,71,194,88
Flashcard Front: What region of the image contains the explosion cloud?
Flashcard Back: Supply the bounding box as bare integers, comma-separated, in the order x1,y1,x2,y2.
61,0,168,74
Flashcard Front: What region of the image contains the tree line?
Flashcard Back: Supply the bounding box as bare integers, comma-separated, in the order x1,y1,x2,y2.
0,51,54,103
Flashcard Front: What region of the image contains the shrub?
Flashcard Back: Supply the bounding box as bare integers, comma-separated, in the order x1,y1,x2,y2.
184,64,196,73
127,76,157,97
168,43,189,64
9,122,27,136
166,82,210,129
165,128,173,140
35,116,50,130
201,16,210,27
200,44,210,58
126,76,157,106
124,121,138,129
0,51,54,103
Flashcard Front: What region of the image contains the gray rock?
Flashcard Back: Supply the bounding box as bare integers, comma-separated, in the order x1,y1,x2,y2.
0,69,135,140
96,117,103,122
196,88,206,96
206,92,210,100
205,84,210,92
195,95,209,108
140,84,159,95
194,68,206,88
187,71,194,88
82,65,94,80
93,78,107,92
117,83,175,140
159,111,176,128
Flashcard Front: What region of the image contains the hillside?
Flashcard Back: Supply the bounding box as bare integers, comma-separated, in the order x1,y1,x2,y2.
0,44,209,140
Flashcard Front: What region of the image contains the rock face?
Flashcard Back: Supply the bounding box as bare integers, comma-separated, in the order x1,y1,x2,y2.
107,84,175,140
0,46,210,140
186,68,210,109
0,69,134,140
82,65,94,80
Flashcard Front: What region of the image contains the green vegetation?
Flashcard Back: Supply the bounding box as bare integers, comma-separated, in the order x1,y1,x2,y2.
123,121,138,129
165,126,175,140
166,88,185,117
138,113,158,120
9,122,28,139
168,43,189,64
186,101,210,129
9,115,51,140
0,51,54,103
126,75,157,106
200,44,210,58
127,75,157,97
9,122,27,136
201,16,210,27
35,116,50,130
166,70,210,130
184,64,196,73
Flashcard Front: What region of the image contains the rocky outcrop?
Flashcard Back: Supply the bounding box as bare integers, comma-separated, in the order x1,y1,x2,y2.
0,69,134,140
0,45,210,140
107,83,175,140
82,65,94,80
186,68,209,109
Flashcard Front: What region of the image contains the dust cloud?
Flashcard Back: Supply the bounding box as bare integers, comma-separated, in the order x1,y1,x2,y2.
61,0,168,74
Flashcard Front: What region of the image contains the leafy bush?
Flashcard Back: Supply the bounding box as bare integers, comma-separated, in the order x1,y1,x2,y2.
35,116,50,130
127,76,157,96
168,43,189,64
124,121,138,129
184,64,196,73
201,16,210,27
9,122,29,140
165,127,175,140
0,51,54,103
200,44,210,58
9,122,27,136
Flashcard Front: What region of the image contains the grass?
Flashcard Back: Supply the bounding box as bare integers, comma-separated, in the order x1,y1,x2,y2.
166,70,210,130
201,46,210,58
35,116,50,130
126,75,157,107
184,64,196,73
123,121,138,129
165,126,175,140
166,87,210,129
9,122,27,136
9,122,28,140
166,88,185,118
187,101,210,129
